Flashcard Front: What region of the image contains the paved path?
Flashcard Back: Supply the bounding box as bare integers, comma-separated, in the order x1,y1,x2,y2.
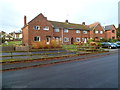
2,52,118,88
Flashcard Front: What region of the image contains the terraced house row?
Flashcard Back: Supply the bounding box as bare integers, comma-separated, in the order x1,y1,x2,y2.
22,13,117,45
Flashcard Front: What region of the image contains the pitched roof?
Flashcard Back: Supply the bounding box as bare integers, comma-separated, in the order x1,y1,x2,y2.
88,22,100,30
49,20,90,30
22,13,90,30
104,25,113,30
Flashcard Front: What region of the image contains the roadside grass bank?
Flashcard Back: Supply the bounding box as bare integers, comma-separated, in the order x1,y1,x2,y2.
1,49,108,63
1,50,109,64
2,50,117,71
1,44,108,63
1,41,22,46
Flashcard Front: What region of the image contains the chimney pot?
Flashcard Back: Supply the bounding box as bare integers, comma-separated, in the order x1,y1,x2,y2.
24,16,27,26
65,20,69,23
82,22,85,25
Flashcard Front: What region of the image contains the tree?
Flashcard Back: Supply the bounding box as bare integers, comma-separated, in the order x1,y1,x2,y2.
117,24,120,38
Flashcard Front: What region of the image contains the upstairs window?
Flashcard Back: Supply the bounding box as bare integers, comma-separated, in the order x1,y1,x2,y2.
64,29,68,33
83,31,87,34
95,30,99,34
76,30,80,33
43,26,49,30
34,36,40,41
33,26,40,30
100,31,103,34
112,30,115,33
54,28,60,32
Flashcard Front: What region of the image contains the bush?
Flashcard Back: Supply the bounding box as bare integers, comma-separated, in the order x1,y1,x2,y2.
88,39,94,44
74,42,84,45
90,42,97,46
32,40,46,49
50,40,62,48
111,39,118,42
100,38,108,42
32,40,62,49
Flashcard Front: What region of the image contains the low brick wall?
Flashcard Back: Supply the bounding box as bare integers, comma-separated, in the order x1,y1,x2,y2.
15,46,30,51
1,46,15,52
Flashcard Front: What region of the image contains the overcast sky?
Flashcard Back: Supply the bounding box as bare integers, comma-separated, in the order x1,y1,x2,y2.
0,0,119,33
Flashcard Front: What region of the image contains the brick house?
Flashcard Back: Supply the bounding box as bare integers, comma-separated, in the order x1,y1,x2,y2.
22,13,117,46
89,22,105,41
104,25,117,39
9,31,22,40
22,13,90,46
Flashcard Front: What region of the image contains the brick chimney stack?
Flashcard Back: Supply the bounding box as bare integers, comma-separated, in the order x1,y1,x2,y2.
65,20,69,24
82,22,85,25
24,15,27,26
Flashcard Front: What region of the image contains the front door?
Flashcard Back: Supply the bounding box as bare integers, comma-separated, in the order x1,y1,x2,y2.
71,37,74,44
46,37,50,44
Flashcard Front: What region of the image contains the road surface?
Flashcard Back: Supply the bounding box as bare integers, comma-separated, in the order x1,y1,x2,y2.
2,52,118,88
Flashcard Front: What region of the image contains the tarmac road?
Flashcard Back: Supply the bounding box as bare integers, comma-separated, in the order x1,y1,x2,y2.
2,52,118,88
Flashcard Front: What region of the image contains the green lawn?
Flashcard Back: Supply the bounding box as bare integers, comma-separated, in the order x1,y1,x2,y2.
62,45,78,51
2,41,22,46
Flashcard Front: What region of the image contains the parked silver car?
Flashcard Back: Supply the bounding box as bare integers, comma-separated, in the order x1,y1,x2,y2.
101,42,117,49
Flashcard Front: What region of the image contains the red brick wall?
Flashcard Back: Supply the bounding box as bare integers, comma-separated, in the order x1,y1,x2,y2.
90,24,105,41
22,26,29,46
28,14,54,45
111,25,117,39
22,14,117,46
53,28,62,37
105,30,111,39
63,29,90,44
105,25,117,39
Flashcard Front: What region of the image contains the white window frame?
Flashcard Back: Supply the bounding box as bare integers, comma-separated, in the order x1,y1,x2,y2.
34,36,40,42
54,28,60,32
43,26,49,30
76,30,80,33
64,29,68,33
100,31,103,34
95,30,99,34
83,31,87,34
82,38,85,41
33,26,40,30
112,30,115,33
64,37,69,42
76,38,80,42
100,37,103,40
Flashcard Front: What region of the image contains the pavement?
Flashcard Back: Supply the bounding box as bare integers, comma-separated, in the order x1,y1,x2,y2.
2,49,118,71
2,51,118,88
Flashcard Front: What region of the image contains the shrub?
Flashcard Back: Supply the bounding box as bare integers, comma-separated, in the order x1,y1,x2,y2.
50,40,62,48
32,40,62,49
31,40,46,49
90,42,97,46
88,39,94,44
32,42,40,49
74,42,84,45
111,39,118,42
74,42,80,45
100,38,108,42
